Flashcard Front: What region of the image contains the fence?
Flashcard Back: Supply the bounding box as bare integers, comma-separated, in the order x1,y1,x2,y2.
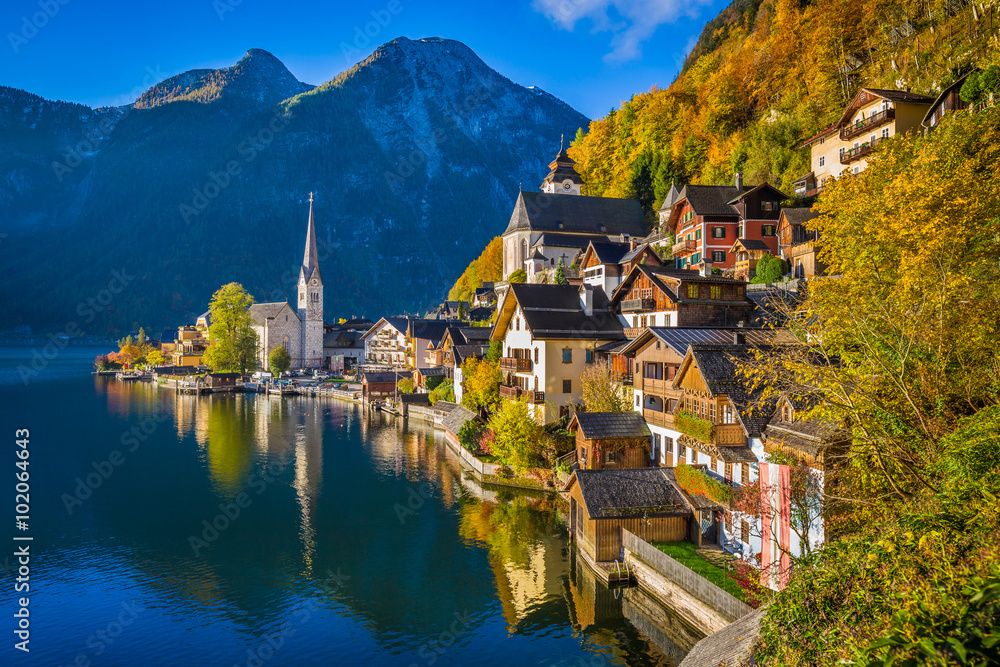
623,530,753,622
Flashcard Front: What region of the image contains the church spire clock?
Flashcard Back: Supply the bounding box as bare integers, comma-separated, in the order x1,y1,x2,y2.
298,193,324,368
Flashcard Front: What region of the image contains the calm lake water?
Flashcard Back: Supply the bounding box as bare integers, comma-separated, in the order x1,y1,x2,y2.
0,346,699,666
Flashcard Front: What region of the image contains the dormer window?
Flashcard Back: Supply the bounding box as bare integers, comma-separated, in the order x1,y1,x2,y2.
782,401,793,421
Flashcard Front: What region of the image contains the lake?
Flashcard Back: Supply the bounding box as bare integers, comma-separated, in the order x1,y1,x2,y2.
0,346,699,666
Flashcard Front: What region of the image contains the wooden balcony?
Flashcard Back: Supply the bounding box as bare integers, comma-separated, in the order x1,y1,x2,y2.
734,259,757,279
500,384,522,400
840,108,894,141
840,138,881,165
499,357,532,372
643,408,674,428
620,298,656,313
639,377,672,394
715,423,747,445
623,327,644,339
527,391,545,404
672,239,697,255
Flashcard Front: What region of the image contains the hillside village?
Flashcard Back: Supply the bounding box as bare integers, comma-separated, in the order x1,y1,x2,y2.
94,27,1000,663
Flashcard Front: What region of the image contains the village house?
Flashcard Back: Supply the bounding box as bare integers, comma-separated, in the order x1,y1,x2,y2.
610,265,756,336
795,88,935,195
579,238,663,298
662,176,788,273
923,70,975,132
776,207,824,280
171,313,211,366
501,147,647,282
361,370,410,401
565,467,693,563
490,283,624,423
472,284,496,308
728,239,772,282
569,412,653,471
322,329,366,373
362,317,409,368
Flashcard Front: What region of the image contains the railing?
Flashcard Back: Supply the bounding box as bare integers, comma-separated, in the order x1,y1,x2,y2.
672,239,697,255
527,391,545,404
643,408,674,428
612,372,633,385
840,107,894,140
733,259,756,277
621,298,656,313
715,423,747,445
623,327,644,339
499,357,532,372
500,384,521,400
623,530,754,622
840,137,881,164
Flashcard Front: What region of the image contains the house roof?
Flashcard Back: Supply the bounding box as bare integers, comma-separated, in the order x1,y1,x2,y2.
679,606,767,667
452,344,489,365
249,302,297,325
416,367,446,377
586,240,632,265
658,182,681,212
676,344,779,436
379,317,459,344
610,264,750,306
676,184,744,217
617,326,798,357
504,191,646,236
362,371,408,384
780,207,820,227
837,88,935,127
532,232,613,250
571,468,690,519
727,183,789,205
731,238,772,252
620,242,651,264
492,283,624,341
798,123,838,148
458,327,492,342
568,412,651,440
442,404,479,437
923,70,975,126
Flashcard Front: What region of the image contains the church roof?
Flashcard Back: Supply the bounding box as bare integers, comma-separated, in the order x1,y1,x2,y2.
303,193,319,272
540,147,584,188
504,191,646,237
249,302,298,325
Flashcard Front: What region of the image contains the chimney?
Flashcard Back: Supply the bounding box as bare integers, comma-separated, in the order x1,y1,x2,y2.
733,332,746,345
734,171,743,190
630,238,638,251
579,284,594,317
700,262,713,277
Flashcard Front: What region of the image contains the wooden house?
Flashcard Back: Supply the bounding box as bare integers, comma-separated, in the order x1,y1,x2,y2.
568,412,652,470
205,372,240,391
923,70,975,132
565,468,692,562
361,371,409,400
610,264,755,335
729,239,773,282
776,208,824,280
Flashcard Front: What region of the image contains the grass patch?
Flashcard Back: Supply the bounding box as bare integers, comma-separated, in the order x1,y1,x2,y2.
652,541,752,603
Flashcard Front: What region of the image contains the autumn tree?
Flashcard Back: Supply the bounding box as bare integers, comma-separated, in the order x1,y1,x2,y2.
145,350,165,367
507,269,527,284
487,399,544,474
580,364,633,412
396,377,416,394
460,357,502,414
202,283,259,374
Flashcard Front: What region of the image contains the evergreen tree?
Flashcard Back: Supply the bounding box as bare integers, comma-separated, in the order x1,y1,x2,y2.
553,258,568,285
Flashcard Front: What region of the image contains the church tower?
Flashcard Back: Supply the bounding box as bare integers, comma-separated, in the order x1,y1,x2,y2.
540,135,583,195
298,193,324,368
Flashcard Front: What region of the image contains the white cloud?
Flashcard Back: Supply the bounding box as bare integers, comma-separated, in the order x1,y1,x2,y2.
532,0,711,63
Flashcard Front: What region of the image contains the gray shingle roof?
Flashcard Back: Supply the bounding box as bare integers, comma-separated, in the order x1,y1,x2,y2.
570,411,651,440
249,302,296,325
619,327,798,357
687,345,777,436
504,191,646,236
780,207,820,227
442,404,478,436
735,238,771,251
679,606,767,667
573,468,690,518
587,241,632,264
677,184,743,217
507,283,624,340
864,88,935,103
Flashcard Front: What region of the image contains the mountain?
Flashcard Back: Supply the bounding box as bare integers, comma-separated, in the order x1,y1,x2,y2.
0,39,588,334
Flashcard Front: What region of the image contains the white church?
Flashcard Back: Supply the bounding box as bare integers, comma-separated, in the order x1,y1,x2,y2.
249,194,325,370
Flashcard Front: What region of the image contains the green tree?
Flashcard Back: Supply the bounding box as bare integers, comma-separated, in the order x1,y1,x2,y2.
580,363,633,412
202,283,259,373
508,269,527,284
268,345,291,377
397,377,416,394
553,258,568,285
429,380,455,405
146,350,165,367
487,399,543,474
750,253,788,284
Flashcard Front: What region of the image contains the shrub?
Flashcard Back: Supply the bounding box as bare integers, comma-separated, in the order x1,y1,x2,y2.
673,463,733,504
457,419,483,453
675,410,715,442
396,377,416,394
425,375,445,391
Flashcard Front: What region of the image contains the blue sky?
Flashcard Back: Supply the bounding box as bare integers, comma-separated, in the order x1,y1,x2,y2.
0,0,728,119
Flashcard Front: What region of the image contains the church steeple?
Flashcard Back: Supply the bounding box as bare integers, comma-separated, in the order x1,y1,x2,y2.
303,192,319,276
541,137,584,195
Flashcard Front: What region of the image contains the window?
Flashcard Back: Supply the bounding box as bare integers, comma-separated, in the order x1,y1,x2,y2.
635,394,640,407
605,450,618,464
741,519,750,542
760,201,778,212
725,462,733,481
782,402,792,421
711,456,718,471
679,444,686,461
737,286,744,296
695,229,702,241
710,401,716,422
724,404,735,424
534,348,539,364
712,250,725,263
687,284,698,298
562,348,572,364
819,137,825,145
882,127,890,139
741,464,749,486
515,317,520,331
562,379,572,393
762,225,776,237
710,285,721,300
712,226,726,239
665,437,674,454
653,434,661,461
585,349,593,363
853,165,860,175
818,156,825,168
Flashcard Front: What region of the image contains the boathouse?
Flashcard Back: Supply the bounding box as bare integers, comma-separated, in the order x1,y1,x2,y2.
568,412,652,470
566,468,692,562
205,372,240,391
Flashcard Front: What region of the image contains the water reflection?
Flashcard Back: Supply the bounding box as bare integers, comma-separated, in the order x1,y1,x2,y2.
89,379,698,665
